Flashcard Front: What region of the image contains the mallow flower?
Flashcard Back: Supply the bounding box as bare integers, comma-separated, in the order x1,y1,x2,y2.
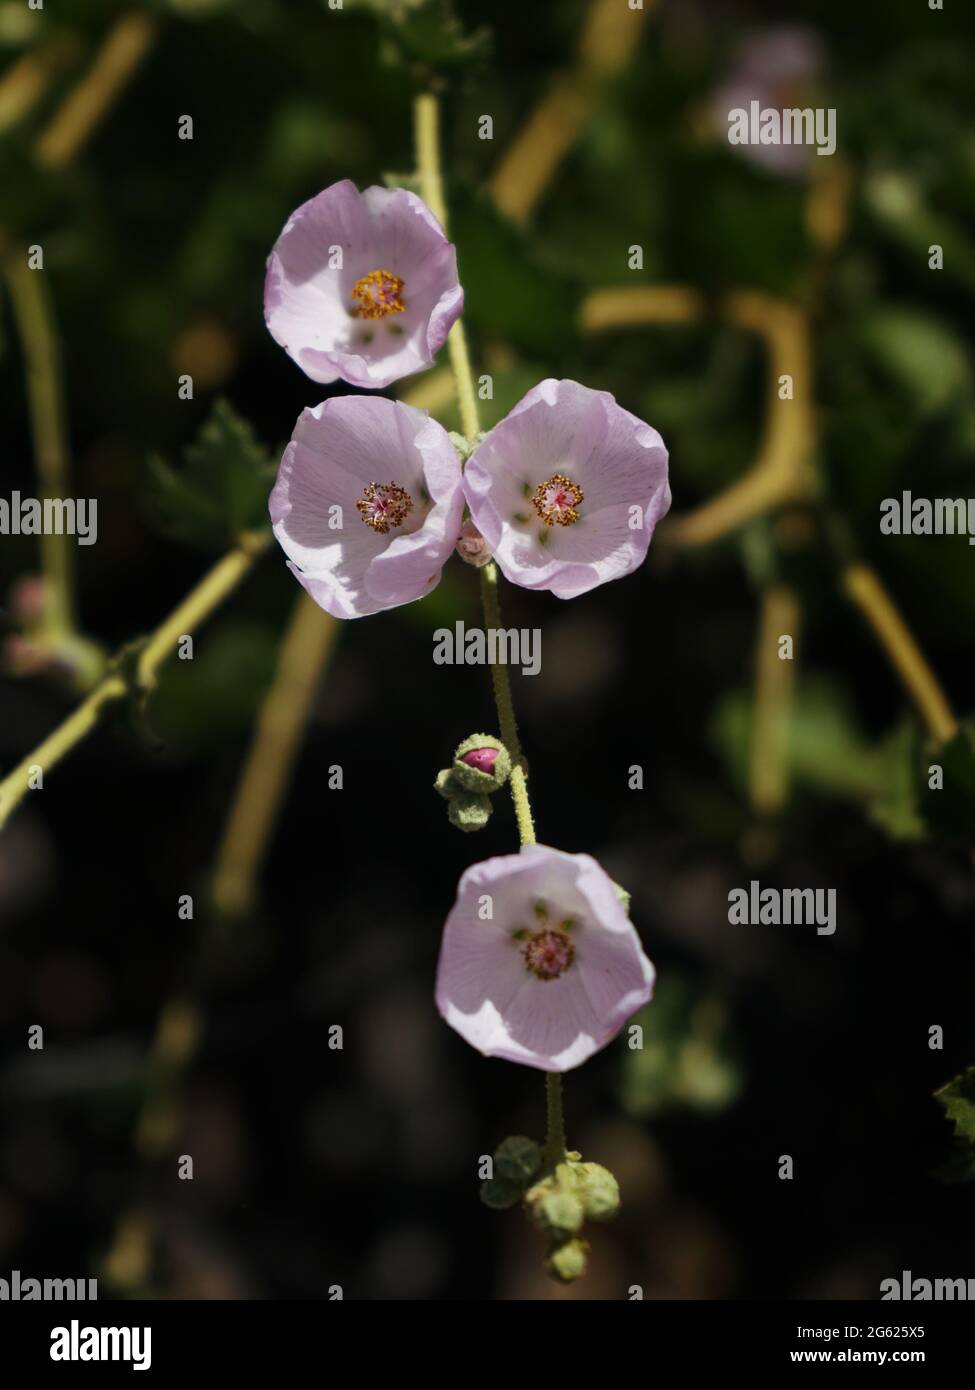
264,179,464,389
435,844,655,1072
462,379,670,599
269,395,465,619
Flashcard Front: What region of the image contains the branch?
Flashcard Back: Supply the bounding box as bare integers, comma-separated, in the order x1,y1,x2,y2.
0,534,271,831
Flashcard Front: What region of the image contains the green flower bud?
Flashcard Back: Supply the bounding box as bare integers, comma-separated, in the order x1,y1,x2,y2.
434,768,460,800
571,1162,621,1222
528,1189,584,1239
447,792,492,832
546,1237,590,1284
452,734,511,794
494,1135,542,1187
480,1176,522,1210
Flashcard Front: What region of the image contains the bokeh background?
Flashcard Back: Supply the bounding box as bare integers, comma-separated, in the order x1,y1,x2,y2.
1,0,973,1300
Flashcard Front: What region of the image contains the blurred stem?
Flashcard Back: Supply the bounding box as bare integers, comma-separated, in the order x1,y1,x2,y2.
0,35,81,138
842,563,958,745
543,1073,567,1171
414,92,480,441
487,0,653,225
211,592,340,917
2,252,76,637
749,585,801,815
34,11,158,170
479,564,536,847
581,287,818,546
0,533,271,831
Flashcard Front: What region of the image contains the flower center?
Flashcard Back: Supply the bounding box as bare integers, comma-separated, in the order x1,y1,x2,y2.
355,481,414,534
523,928,575,981
351,269,405,319
531,473,584,526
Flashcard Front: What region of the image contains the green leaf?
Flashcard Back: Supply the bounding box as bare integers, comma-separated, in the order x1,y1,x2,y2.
710,679,927,841
933,1066,975,1184
146,400,275,552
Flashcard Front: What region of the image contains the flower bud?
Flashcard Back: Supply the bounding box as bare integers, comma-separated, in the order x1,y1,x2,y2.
447,792,492,832
455,520,492,568
545,1237,590,1283
452,733,511,793
571,1161,621,1222
434,768,460,800
534,1190,585,1239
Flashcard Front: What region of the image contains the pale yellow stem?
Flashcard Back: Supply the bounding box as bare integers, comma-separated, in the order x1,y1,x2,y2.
211,593,340,917
34,12,158,169
414,92,480,440
0,535,271,830
488,0,654,224
843,563,958,745
749,586,801,815
2,252,75,634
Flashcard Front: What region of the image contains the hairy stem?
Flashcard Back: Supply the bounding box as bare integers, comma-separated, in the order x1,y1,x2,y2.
543,1072,567,1171
479,564,536,846
0,533,271,830
415,92,550,1159
413,92,480,441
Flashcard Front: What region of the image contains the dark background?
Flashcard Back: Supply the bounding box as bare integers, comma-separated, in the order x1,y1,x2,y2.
1,0,973,1299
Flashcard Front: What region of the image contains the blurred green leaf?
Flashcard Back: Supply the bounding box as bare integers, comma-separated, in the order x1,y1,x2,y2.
146,400,275,552
859,306,971,416
349,0,490,75
450,183,579,358
620,977,742,1119
711,679,926,841
151,617,278,752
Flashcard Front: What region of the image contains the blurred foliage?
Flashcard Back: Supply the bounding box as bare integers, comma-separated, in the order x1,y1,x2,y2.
620,977,742,1118
146,400,275,551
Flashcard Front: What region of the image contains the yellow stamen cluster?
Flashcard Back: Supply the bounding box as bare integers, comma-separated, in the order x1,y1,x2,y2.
351,269,405,320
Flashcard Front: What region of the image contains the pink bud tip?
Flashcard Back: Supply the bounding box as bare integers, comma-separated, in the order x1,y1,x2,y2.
461,747,499,775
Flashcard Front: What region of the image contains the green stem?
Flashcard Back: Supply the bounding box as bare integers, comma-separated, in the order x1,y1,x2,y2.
479,562,536,846
413,91,481,442
543,1072,566,1171
415,89,552,1157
